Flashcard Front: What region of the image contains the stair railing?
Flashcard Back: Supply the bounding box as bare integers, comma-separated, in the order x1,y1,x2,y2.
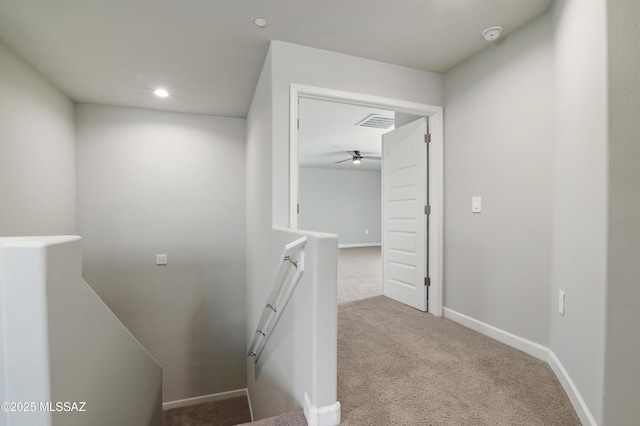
247,236,307,362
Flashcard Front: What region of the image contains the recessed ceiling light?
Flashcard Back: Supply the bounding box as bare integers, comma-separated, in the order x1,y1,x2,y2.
254,17,267,28
154,88,169,98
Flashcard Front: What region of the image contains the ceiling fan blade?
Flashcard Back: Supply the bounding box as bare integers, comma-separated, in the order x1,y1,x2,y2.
334,158,353,164
346,151,358,157
361,156,381,160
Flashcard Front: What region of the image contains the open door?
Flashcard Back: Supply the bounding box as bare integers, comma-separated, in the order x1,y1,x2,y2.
382,117,428,311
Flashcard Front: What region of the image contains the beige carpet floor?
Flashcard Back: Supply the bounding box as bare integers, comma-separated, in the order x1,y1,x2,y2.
236,410,306,425
338,296,581,425
165,257,580,425
163,396,251,426
338,246,382,304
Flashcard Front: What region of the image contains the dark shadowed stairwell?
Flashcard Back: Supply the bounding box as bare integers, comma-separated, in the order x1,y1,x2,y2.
163,397,251,426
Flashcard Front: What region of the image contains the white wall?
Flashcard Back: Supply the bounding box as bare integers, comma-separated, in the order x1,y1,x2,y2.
604,1,640,424
299,167,381,246
76,104,246,403
549,0,608,422
444,2,609,423
0,236,162,426
246,41,442,421
270,41,444,228
444,12,555,346
0,41,75,236
247,228,338,422
245,47,339,422
394,112,422,128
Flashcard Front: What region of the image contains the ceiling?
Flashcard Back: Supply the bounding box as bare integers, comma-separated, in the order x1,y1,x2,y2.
299,98,394,171
0,0,554,118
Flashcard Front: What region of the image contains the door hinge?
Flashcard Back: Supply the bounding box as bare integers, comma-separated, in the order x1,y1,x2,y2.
297,203,300,214
424,205,431,215
424,133,431,144
297,118,300,129
424,277,431,287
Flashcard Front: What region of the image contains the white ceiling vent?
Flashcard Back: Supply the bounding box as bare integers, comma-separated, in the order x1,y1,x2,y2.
355,114,394,129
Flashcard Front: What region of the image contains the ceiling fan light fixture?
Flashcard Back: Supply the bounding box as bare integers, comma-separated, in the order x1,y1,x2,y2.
154,88,169,98
352,157,361,164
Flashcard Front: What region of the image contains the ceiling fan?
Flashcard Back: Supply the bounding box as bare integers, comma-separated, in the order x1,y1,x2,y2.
334,150,381,164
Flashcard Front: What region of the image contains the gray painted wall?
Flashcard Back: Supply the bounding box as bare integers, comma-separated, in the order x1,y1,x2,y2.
45,238,163,426
76,104,247,402
394,112,422,128
270,41,444,228
246,48,341,421
549,0,608,421
444,2,609,422
246,41,443,419
0,236,162,426
0,41,76,236
604,1,640,423
299,167,381,246
444,11,554,346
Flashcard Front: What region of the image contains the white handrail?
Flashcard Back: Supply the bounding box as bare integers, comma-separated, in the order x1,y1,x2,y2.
247,236,307,362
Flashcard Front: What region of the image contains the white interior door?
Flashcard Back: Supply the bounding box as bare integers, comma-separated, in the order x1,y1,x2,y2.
382,117,428,311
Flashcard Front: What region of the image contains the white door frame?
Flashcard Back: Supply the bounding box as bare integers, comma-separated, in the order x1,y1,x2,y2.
289,83,443,316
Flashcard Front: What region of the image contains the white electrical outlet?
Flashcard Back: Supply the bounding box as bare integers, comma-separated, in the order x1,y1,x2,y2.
558,290,565,316
156,254,168,266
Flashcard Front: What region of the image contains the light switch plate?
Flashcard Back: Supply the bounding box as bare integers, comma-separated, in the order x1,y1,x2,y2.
156,254,168,266
472,196,482,213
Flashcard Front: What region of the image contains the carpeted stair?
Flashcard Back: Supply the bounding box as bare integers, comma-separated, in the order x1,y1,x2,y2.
236,410,306,425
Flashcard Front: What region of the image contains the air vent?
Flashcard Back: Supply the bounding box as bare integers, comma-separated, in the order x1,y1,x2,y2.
355,114,394,129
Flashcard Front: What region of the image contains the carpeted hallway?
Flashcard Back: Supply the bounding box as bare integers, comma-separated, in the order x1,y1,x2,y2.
338,296,580,425
337,246,382,304
165,247,579,425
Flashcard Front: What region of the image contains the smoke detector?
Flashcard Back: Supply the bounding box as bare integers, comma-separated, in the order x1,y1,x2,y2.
482,26,503,42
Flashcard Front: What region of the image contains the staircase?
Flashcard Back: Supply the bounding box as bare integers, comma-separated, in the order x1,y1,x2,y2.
0,236,162,426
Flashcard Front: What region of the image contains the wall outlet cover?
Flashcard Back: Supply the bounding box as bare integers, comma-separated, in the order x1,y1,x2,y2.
156,254,168,265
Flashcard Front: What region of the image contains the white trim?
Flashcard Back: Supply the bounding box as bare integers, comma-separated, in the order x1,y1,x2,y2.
426,108,444,316
443,308,596,426
289,83,444,317
547,351,597,426
442,308,548,361
290,87,300,230
338,243,381,249
162,388,248,411
304,393,341,426
246,389,254,421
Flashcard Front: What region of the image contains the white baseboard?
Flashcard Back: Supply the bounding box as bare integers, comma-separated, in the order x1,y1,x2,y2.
338,243,381,249
304,393,341,426
246,387,254,421
163,388,249,411
443,308,596,426
547,351,597,426
442,308,548,361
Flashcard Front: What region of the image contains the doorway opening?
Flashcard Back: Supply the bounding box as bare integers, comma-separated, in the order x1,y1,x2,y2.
289,84,443,316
